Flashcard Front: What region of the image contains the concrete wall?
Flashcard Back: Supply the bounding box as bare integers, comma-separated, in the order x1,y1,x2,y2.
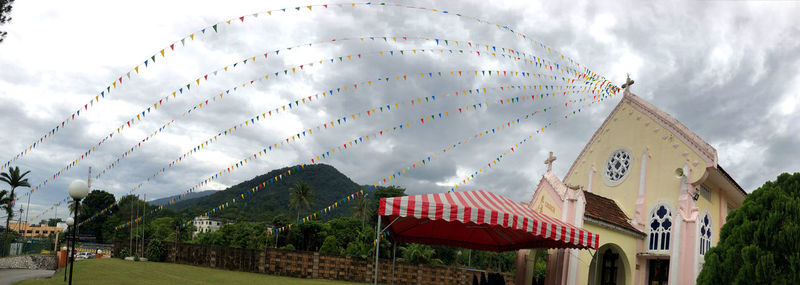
0,255,58,270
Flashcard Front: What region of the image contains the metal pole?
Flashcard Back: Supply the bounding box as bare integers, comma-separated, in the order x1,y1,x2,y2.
17,208,24,240
129,196,132,257
142,194,146,258
591,249,598,285
68,199,80,285
373,215,381,285
24,194,31,229
135,196,139,257
63,225,69,282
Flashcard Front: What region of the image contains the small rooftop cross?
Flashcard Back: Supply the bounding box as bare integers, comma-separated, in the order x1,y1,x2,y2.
621,73,635,90
544,151,557,172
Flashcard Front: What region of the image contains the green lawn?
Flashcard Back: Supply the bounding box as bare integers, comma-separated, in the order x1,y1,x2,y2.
17,258,363,285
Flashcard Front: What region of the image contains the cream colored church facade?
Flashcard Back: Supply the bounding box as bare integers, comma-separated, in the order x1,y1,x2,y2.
515,87,747,285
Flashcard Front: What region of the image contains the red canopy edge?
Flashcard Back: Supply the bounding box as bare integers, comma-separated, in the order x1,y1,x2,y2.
378,190,599,251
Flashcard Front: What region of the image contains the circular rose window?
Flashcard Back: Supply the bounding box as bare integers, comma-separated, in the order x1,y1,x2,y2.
604,148,633,186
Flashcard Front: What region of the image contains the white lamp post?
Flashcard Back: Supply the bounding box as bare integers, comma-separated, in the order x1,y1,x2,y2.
67,180,89,285
64,217,74,282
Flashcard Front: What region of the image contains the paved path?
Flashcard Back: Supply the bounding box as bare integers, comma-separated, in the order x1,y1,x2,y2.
0,269,55,285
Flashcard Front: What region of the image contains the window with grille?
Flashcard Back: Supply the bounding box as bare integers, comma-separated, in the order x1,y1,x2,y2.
648,204,673,252
699,213,712,255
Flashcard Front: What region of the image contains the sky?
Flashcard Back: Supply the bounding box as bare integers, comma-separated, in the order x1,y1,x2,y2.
0,0,798,224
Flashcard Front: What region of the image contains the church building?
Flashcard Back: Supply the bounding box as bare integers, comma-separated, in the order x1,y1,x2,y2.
515,82,747,285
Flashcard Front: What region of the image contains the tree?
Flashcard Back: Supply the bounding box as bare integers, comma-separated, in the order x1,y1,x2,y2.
0,189,11,255
1,166,30,256
351,195,370,233
0,0,14,43
77,190,116,243
697,172,800,284
319,235,340,255
398,244,443,265
271,214,289,248
145,239,166,262
368,185,406,225
289,181,313,221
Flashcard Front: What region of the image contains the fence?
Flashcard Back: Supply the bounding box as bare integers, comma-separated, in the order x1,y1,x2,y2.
113,241,513,285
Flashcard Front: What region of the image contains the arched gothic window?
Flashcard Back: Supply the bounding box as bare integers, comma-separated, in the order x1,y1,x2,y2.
648,204,673,251
699,213,712,255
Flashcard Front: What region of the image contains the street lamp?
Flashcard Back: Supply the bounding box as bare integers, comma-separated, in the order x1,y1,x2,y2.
67,180,89,285
65,217,74,282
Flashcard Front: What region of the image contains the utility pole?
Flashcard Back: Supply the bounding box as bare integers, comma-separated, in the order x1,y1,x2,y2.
24,194,30,229
134,195,139,257
17,208,24,241
142,194,146,257
129,196,133,257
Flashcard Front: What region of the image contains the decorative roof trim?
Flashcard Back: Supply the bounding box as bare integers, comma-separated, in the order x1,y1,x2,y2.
566,89,719,181
584,216,646,239
621,91,717,166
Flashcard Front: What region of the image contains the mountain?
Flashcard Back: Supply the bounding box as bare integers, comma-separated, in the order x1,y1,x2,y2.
149,190,219,206
168,164,362,222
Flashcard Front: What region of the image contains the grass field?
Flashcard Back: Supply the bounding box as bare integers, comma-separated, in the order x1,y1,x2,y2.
17,258,362,285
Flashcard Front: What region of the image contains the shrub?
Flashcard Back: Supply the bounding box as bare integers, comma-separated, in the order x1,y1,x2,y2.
319,236,340,255
146,239,166,262
119,248,130,259
280,244,296,251
697,173,800,284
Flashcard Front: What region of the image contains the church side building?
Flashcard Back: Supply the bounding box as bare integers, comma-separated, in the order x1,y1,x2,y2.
515,85,747,285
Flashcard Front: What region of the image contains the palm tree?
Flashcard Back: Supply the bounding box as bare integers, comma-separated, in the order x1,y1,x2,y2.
288,181,313,221
1,166,30,256
398,244,443,265
351,194,370,237
68,200,82,216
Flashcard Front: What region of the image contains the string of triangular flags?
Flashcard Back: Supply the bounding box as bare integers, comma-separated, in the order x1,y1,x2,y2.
115,164,306,231
89,99,491,228
17,43,585,202
266,90,616,235
2,0,617,173
448,96,612,192
39,65,610,218
120,84,614,231
113,90,593,230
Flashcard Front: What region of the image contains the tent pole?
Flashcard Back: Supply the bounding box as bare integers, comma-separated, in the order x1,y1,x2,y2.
590,249,598,285
374,214,381,285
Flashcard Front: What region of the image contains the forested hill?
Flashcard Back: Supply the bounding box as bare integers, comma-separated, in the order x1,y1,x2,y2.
167,164,362,222
149,190,218,206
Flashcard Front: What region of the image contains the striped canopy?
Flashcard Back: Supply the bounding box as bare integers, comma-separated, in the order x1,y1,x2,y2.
378,190,599,251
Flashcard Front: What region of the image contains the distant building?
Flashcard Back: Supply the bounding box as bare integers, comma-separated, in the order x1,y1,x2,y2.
192,216,227,237
9,222,65,238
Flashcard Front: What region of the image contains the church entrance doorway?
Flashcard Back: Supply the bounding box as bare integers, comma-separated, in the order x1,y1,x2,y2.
647,259,669,285
600,249,620,285
588,243,628,285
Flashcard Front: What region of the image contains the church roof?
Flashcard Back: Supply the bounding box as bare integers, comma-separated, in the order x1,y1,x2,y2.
565,89,748,197
543,171,569,200
622,91,717,164
583,191,644,236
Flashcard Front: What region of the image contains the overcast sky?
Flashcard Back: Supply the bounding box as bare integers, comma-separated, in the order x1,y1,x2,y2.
1,0,798,223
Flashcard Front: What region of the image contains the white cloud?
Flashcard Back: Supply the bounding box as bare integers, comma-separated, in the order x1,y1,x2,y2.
0,0,799,222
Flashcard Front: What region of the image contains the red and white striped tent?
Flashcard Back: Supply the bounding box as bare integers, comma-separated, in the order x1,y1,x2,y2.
378,190,599,251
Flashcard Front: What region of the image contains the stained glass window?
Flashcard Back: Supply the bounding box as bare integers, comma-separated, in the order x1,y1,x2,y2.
604,148,632,186
699,213,712,255
648,204,673,251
